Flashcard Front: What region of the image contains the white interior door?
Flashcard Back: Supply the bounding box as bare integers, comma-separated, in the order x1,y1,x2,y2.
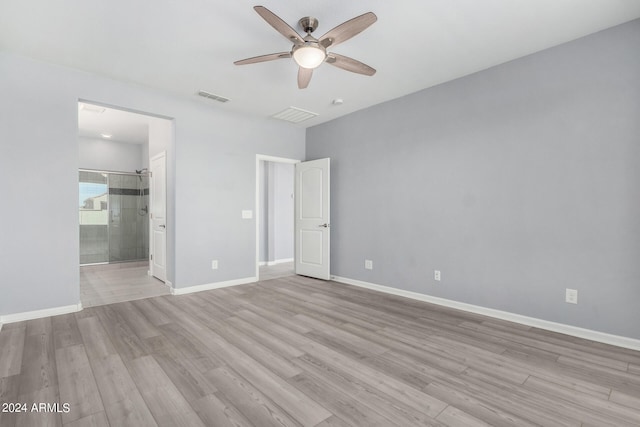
150,152,166,282
295,158,330,280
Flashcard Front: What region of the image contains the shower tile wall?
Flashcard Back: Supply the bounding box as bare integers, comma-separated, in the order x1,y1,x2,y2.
109,174,149,262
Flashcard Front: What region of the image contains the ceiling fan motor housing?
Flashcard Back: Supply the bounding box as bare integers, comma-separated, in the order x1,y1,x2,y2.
298,16,319,33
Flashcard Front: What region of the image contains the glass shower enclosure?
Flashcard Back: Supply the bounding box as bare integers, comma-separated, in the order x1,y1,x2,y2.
79,170,149,265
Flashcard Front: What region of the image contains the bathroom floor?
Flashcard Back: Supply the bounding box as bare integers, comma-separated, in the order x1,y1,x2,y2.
80,261,170,308
80,261,296,308
259,261,295,280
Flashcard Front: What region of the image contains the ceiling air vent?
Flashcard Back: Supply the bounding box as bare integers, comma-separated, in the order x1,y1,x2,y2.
271,107,318,123
197,90,230,103
79,103,106,114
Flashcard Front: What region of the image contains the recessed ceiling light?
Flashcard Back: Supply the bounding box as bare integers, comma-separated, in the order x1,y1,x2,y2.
100,133,112,138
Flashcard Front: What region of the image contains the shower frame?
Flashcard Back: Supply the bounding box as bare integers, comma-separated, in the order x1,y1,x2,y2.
79,168,151,266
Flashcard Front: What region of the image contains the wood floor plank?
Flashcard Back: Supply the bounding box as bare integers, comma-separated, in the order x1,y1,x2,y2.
291,352,438,426
92,305,151,361
195,330,332,426
77,318,157,427
206,366,301,427
51,314,83,350
0,375,20,427
171,296,304,379
435,406,492,427
294,313,389,358
151,352,218,402
190,393,254,427
2,274,640,426
424,380,537,427
225,315,305,359
609,389,640,410
63,411,110,427
112,301,161,340
523,375,640,426
75,317,117,361
55,344,103,424
17,331,57,396
0,326,26,377
300,339,448,418
130,299,173,327
155,322,223,372
125,355,205,427
288,371,410,427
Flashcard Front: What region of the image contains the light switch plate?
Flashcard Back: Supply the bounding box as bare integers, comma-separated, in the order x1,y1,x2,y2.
364,260,373,270
242,210,253,219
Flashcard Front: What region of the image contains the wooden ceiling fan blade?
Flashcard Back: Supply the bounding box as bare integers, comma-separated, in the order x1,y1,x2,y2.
326,53,376,76
319,12,377,48
298,67,313,89
254,6,304,45
234,52,291,65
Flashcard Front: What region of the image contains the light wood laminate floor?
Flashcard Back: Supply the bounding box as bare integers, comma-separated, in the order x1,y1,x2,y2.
2,275,640,426
80,262,170,308
259,261,295,281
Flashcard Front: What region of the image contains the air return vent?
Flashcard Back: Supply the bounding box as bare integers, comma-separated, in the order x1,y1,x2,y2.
271,107,318,123
197,90,230,103
79,103,106,114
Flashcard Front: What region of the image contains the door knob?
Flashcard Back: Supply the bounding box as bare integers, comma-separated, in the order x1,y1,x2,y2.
159,224,166,229
318,223,330,228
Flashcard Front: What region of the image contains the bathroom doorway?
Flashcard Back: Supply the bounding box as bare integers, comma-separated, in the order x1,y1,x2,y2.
78,101,170,307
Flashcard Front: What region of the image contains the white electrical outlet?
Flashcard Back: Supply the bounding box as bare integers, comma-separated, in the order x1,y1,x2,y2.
565,288,578,304
211,260,218,270
365,259,373,270
434,270,441,281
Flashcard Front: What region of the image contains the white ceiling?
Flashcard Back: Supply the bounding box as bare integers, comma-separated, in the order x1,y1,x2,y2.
78,103,151,144
2,0,640,129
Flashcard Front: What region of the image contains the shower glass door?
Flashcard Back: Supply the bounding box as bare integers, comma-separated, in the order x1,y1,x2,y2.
79,171,109,264
79,170,149,265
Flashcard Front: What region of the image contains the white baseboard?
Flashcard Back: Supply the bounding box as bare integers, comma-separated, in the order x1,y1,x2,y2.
171,276,256,296
332,275,640,352
0,303,83,326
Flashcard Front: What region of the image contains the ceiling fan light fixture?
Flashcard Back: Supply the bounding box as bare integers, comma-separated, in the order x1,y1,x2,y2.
292,43,326,69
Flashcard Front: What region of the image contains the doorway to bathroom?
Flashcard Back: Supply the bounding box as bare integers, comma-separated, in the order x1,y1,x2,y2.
78,101,171,307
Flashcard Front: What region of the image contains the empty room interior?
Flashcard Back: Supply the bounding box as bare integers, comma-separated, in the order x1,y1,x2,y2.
1,1,640,426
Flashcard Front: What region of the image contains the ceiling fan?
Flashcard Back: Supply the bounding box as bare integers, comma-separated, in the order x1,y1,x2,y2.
234,6,377,89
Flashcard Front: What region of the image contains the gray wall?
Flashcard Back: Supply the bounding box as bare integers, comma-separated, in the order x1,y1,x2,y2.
0,51,304,316
78,136,144,172
306,20,640,339
259,161,294,264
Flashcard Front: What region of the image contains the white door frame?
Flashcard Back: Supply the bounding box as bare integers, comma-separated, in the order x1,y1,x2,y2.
255,154,300,280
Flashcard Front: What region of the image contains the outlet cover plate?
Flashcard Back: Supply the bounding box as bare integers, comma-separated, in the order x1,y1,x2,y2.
565,288,578,304
434,270,441,281
364,260,373,270
211,260,218,270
